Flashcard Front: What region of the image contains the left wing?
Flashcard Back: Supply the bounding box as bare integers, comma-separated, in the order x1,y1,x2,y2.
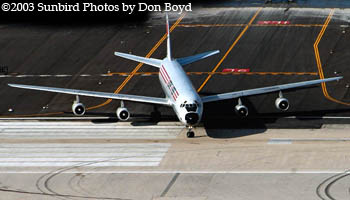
201,77,342,103
8,84,171,106
114,52,162,68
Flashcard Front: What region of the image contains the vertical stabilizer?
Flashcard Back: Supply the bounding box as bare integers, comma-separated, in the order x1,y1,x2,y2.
166,14,172,60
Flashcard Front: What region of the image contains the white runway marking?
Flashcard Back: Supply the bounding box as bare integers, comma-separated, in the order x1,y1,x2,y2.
54,74,71,77
284,116,350,119
0,122,183,139
0,117,112,120
0,143,170,167
269,138,350,144
0,122,179,168
0,74,113,78
15,75,33,77
268,139,292,144
0,170,346,174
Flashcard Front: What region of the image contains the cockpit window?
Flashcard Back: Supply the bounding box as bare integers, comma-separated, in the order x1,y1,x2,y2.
185,103,197,112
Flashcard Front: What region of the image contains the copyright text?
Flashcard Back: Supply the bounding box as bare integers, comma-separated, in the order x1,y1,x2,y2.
1,2,192,14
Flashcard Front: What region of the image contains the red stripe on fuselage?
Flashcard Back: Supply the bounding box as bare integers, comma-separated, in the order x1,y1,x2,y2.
173,89,177,99
160,67,176,101
161,65,180,101
164,66,179,97
162,66,171,81
175,88,179,96
159,68,168,84
161,67,170,84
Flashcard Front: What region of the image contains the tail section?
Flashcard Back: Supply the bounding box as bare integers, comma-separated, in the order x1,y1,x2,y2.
114,14,172,67
115,14,219,68
166,14,172,60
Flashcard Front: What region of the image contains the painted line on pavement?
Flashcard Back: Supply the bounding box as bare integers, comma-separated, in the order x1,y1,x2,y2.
0,170,347,174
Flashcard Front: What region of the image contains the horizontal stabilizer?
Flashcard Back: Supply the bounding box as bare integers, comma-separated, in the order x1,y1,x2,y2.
176,50,220,66
114,52,162,68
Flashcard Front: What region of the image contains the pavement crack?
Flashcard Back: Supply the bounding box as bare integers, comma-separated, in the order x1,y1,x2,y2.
160,173,180,197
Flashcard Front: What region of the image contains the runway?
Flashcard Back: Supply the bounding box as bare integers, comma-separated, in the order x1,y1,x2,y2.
0,121,183,139
0,121,350,199
1,173,350,200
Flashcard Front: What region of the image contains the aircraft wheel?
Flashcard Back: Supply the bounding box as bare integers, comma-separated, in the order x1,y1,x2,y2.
187,131,195,138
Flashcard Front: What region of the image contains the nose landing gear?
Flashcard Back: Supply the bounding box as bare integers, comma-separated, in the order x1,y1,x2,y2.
186,126,195,138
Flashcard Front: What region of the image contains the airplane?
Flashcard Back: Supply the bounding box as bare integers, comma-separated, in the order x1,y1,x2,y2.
9,14,342,138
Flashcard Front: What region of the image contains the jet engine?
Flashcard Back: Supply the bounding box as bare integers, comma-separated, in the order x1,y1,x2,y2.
275,97,289,111
116,107,130,121
235,104,249,117
72,102,86,116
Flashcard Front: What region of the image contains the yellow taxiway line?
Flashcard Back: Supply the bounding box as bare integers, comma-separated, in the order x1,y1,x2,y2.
313,9,349,106
197,8,262,93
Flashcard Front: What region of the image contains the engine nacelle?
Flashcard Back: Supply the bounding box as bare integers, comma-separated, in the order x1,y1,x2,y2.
72,102,86,116
235,104,248,117
275,97,290,111
116,107,130,121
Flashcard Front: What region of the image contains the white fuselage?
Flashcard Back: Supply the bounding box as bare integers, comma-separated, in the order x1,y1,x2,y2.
158,58,203,126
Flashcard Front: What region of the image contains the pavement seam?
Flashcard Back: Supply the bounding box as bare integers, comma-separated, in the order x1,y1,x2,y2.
160,172,180,197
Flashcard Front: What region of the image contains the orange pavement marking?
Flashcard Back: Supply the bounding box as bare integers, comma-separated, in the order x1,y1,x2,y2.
313,9,350,106
197,8,262,93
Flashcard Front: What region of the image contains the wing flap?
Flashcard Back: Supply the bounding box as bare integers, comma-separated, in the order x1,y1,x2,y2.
8,84,170,106
201,77,342,103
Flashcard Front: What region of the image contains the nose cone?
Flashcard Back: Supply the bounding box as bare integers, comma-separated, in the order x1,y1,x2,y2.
185,113,199,125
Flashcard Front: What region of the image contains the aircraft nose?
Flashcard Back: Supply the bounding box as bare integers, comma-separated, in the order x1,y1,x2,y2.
185,113,199,125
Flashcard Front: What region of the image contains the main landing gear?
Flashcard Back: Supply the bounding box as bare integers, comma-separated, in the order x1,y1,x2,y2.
186,126,195,138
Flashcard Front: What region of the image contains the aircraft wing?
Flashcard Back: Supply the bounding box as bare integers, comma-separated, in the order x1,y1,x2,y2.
8,84,171,106
201,77,342,103
176,50,220,66
114,52,162,68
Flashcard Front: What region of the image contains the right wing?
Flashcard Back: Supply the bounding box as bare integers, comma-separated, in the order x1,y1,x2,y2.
201,77,342,103
114,52,162,68
8,84,171,106
176,50,220,66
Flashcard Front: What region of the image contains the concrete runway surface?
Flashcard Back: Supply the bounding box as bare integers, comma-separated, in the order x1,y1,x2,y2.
0,121,350,199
